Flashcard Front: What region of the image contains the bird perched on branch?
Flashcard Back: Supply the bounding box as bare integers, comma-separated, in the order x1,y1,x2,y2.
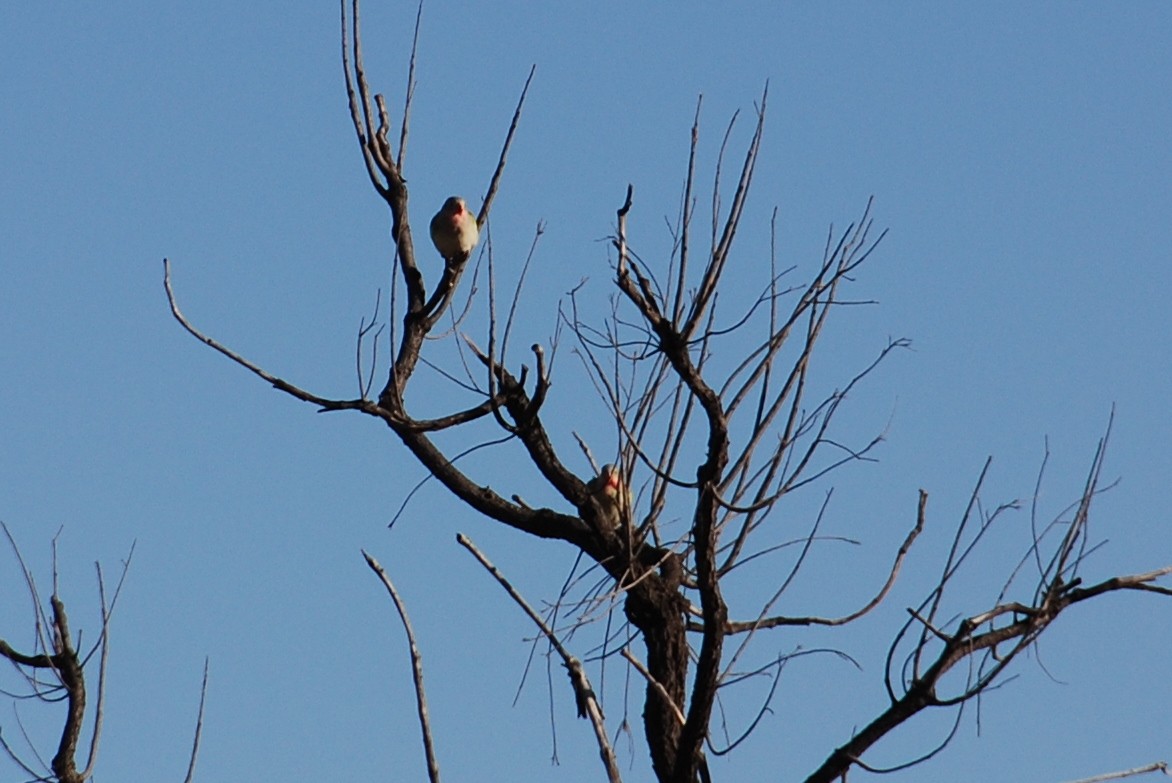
429,196,479,262
585,464,632,532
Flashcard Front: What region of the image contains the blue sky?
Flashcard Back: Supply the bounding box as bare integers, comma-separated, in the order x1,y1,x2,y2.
2,2,1170,781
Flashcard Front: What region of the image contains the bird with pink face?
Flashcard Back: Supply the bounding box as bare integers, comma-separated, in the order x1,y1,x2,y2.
585,464,632,531
429,196,479,262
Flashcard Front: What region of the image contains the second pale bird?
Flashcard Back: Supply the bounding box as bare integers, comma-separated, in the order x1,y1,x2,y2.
586,464,631,531
430,196,479,261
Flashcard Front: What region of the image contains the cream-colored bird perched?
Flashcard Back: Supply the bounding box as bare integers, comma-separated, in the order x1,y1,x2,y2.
585,464,632,531
429,196,479,261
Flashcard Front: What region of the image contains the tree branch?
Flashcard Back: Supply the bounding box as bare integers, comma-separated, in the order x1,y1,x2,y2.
364,551,441,783
457,534,622,783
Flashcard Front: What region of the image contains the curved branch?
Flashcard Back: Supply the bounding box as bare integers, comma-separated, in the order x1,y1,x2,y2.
458,534,622,783
804,504,1170,783
181,660,209,783
163,259,370,414
720,490,926,634
364,551,442,783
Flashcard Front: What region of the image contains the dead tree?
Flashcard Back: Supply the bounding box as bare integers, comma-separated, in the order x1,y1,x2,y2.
160,3,1172,781
0,526,120,783
0,527,207,783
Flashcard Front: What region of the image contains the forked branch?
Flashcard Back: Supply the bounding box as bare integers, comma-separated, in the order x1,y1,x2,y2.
802,431,1172,783
0,528,207,783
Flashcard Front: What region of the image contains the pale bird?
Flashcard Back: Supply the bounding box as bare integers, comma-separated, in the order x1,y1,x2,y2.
585,464,632,531
429,196,479,261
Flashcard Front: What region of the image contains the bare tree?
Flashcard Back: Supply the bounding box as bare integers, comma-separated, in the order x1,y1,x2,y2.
152,3,1171,782
0,526,207,783
0,525,122,783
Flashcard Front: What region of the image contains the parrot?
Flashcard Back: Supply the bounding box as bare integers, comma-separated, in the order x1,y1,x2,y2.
429,196,479,262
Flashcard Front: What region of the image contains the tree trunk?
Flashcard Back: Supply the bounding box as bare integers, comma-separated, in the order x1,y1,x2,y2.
626,574,689,782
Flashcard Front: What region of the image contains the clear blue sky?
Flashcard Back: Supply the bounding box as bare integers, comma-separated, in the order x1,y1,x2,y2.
2,3,1169,781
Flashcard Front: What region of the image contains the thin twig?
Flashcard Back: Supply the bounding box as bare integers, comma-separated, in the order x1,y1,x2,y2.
182,659,209,783
1061,761,1169,783
397,0,424,169
620,649,684,726
478,66,536,228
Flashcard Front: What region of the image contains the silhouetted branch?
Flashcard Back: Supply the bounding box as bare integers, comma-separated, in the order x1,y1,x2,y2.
0,528,146,783
621,649,684,726
163,259,371,414
182,660,209,783
478,65,535,230
1061,761,1170,783
397,0,423,170
364,551,441,783
457,534,621,783
720,490,926,633
802,432,1172,783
